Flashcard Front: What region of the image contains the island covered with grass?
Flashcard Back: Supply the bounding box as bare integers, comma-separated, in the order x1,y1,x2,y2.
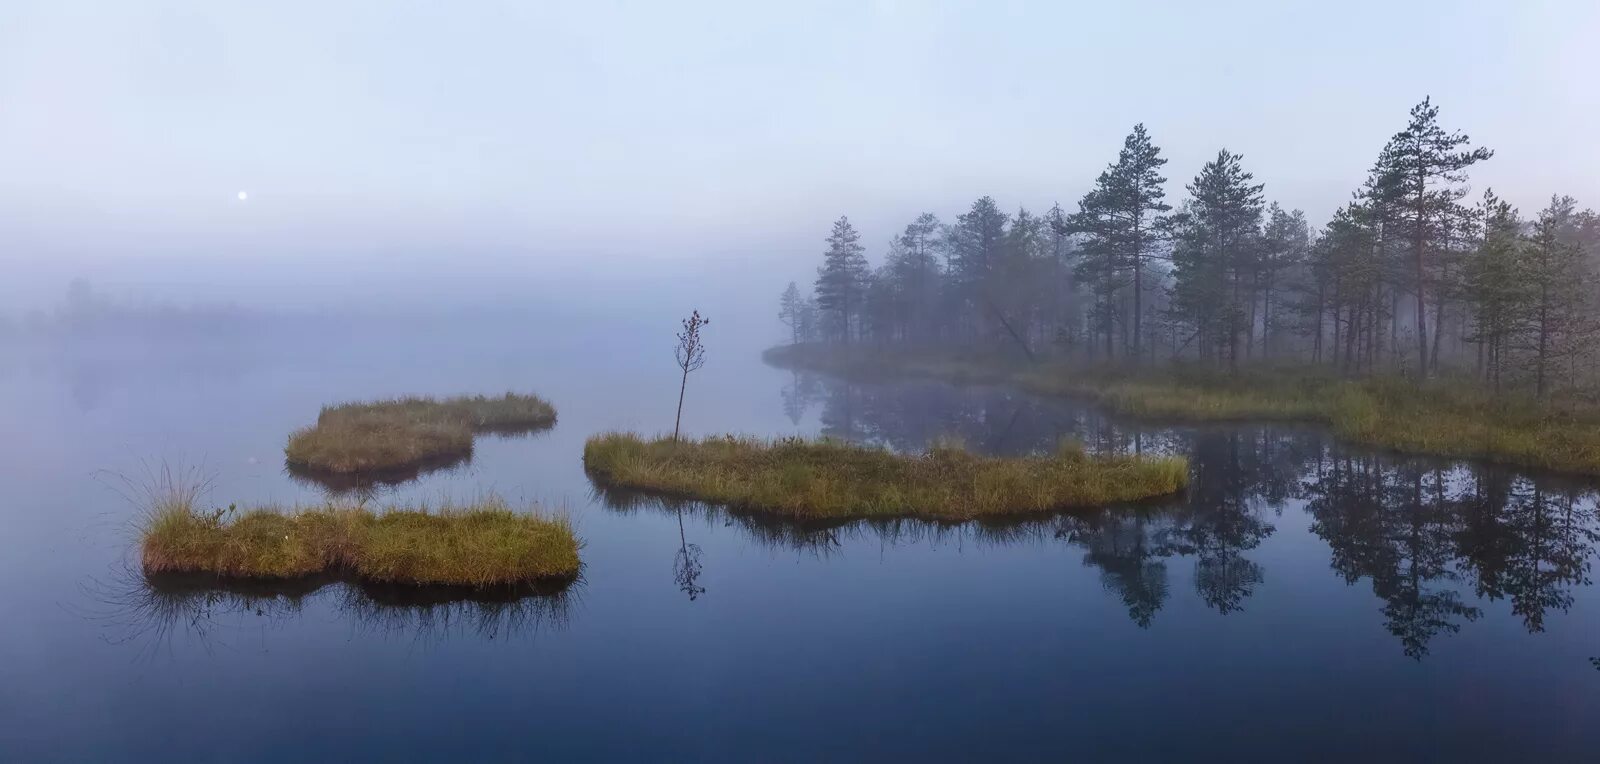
284,393,556,477
141,493,579,587
765,343,1600,477
583,432,1188,521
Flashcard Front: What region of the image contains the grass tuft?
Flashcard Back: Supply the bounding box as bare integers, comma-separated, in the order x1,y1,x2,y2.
140,492,580,587
284,393,556,475
583,432,1187,521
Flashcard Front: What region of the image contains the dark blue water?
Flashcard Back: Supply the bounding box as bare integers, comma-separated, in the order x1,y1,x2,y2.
3,329,1599,761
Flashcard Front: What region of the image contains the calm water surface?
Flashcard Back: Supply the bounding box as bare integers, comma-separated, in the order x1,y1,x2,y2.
3,329,1599,761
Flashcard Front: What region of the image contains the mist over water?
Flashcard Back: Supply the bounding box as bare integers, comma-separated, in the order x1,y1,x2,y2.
7,1,1600,759
2,308,1599,760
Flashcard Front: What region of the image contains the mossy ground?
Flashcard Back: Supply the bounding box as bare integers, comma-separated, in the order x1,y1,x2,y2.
141,494,579,587
765,343,1600,476
583,432,1188,521
284,393,556,474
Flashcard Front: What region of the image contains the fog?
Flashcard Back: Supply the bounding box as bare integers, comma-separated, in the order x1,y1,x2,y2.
4,1,1599,330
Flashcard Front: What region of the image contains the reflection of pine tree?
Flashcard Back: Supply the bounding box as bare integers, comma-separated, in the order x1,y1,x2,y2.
1502,487,1596,632
809,374,1170,457
1065,510,1172,628
780,371,817,426
1465,480,1597,632
817,381,857,441
1377,471,1481,660
1454,467,1517,604
786,374,1600,648
1309,454,1600,657
1167,431,1276,614
1307,459,1480,659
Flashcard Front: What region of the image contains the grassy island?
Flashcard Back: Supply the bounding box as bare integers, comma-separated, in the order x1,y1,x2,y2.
284,393,556,476
141,494,579,587
583,432,1188,520
765,343,1600,477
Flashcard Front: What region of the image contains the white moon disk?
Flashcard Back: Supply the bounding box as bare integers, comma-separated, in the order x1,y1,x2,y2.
237,191,248,201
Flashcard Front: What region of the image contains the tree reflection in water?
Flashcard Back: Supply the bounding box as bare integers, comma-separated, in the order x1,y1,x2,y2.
756,372,1600,658
673,507,707,601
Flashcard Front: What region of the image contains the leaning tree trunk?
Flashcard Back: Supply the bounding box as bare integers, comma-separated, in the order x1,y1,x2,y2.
672,367,689,443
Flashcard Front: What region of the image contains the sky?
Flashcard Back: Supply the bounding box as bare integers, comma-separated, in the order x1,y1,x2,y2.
1,0,1597,309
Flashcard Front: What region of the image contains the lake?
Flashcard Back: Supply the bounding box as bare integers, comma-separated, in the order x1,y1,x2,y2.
3,325,1598,761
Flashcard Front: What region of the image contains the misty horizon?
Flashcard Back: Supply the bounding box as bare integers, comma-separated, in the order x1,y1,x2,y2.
5,1,1599,315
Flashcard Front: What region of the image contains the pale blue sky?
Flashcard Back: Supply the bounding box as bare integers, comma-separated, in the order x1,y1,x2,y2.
2,0,1597,306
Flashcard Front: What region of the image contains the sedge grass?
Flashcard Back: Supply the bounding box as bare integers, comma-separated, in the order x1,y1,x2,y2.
583,432,1188,521
140,494,580,587
284,393,556,475
767,343,1600,476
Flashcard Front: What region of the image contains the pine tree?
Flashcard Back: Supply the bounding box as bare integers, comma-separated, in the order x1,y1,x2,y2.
813,216,870,344
1043,202,1078,343
1462,190,1523,390
1373,98,1493,378
946,196,1010,342
884,213,944,342
778,282,805,344
1259,203,1310,357
1168,149,1265,371
1003,207,1049,348
1520,195,1590,398
1067,124,1171,361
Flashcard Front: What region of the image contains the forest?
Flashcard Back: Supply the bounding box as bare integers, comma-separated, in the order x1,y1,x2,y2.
780,99,1600,400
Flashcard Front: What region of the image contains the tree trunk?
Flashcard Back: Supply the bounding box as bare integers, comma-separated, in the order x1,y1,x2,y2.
1537,292,1549,399
1104,296,1113,360
672,368,690,443
1332,300,1342,369
1413,177,1431,378
1262,273,1274,359
1132,216,1143,363
1431,263,1448,371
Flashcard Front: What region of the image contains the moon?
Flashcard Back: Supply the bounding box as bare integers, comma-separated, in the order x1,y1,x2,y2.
237,191,249,201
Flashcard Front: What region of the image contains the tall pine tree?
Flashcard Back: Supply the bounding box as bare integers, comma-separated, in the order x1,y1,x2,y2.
1168,149,1265,371
814,216,870,344
1067,124,1170,361
1373,98,1493,377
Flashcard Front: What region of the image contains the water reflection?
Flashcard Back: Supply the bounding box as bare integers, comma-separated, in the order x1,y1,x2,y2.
764,373,1600,658
283,428,551,499
779,370,820,426
1305,456,1596,657
285,453,474,499
91,567,577,654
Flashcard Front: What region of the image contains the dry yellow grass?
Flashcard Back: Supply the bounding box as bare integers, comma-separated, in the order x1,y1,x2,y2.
141,494,579,587
284,393,556,474
583,432,1188,521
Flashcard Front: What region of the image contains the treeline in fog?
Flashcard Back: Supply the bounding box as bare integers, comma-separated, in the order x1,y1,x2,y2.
779,99,1600,398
